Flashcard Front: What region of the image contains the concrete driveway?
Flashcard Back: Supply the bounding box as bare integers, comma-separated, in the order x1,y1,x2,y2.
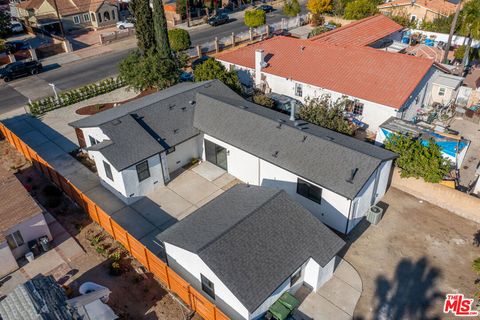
294,259,362,320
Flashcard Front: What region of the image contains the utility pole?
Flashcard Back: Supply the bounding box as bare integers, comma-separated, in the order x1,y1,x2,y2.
186,0,191,27
52,0,66,39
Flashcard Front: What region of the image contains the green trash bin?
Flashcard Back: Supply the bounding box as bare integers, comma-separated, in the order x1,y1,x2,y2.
268,300,291,320
278,292,300,312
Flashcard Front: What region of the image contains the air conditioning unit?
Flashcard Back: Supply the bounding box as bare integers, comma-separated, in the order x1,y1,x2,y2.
366,205,384,225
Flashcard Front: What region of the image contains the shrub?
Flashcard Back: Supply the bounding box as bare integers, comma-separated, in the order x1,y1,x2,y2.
194,58,241,93
95,244,107,256
310,14,325,27
308,26,328,37
109,250,121,262
28,77,125,116
344,0,378,20
109,261,123,276
283,0,301,17
244,9,266,28
168,28,191,51
307,0,333,15
253,93,275,108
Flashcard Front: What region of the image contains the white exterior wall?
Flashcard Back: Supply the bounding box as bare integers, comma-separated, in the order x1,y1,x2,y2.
121,153,164,202
202,135,352,233
81,127,110,147
89,150,128,199
6,213,52,259
429,83,456,105
0,241,19,278
165,243,250,320
167,135,203,174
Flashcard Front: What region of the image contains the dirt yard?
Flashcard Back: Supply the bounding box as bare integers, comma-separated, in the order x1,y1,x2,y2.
0,140,201,320
344,188,480,320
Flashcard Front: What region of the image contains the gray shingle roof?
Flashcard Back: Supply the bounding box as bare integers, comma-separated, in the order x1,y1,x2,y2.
0,275,72,320
158,184,345,313
193,92,397,199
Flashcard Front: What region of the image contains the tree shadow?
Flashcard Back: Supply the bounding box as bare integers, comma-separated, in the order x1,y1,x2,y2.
374,257,443,320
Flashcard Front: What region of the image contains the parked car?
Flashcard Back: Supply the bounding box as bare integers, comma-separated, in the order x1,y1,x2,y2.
266,92,303,114
116,18,135,30
4,40,28,54
323,22,338,31
191,56,211,70
256,4,274,12
0,60,43,82
10,21,24,33
208,13,229,26
180,71,194,82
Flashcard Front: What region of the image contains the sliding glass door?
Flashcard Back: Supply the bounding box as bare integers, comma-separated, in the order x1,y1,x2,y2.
205,140,228,171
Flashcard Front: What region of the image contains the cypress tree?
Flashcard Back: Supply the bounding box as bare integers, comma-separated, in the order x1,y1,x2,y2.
129,0,155,55
152,0,172,59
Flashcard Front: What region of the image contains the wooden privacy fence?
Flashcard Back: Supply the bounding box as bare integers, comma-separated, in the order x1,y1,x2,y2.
0,123,229,320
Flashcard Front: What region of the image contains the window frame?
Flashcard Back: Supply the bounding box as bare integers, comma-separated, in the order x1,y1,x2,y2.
103,161,113,181
83,13,91,22
438,87,446,96
201,274,215,299
89,135,99,146
296,178,322,204
353,101,364,116
290,268,302,286
294,83,303,97
6,230,24,249
166,147,176,154
73,15,81,24
136,160,151,182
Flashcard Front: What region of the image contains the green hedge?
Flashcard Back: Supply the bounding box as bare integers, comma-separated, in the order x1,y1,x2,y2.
28,77,126,116
244,10,266,28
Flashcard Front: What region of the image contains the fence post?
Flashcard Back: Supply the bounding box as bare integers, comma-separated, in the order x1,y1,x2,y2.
266,25,270,38
8,54,16,63
249,27,253,41
29,48,37,61
296,14,300,27
99,34,104,45
231,32,235,48
214,37,219,53
282,18,286,30
63,40,73,53
196,45,201,57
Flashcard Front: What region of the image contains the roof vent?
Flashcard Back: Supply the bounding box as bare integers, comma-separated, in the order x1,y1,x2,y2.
204,83,212,88
277,119,286,123
346,168,359,183
189,100,196,105
173,129,179,134
326,136,335,141
300,46,305,51
260,61,269,68
240,105,248,109
181,107,187,111
302,135,307,143
276,123,282,129
272,151,279,158
169,104,175,110
112,119,121,126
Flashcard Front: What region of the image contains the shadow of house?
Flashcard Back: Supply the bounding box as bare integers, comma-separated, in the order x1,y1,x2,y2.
374,257,443,320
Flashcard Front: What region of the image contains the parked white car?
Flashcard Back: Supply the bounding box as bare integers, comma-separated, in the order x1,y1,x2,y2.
116,19,134,30
11,21,24,33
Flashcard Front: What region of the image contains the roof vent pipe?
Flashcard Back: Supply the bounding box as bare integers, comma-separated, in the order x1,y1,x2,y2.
290,103,295,121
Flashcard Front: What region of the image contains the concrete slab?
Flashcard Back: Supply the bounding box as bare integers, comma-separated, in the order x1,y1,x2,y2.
56,237,85,263
85,185,126,215
317,274,362,316
176,205,199,220
167,170,220,205
0,270,28,297
51,135,78,153
195,189,224,208
130,197,178,229
22,249,65,279
139,229,166,258
334,259,363,292
35,142,65,161
147,187,193,218
111,206,156,240
21,130,50,148
5,120,36,136
295,293,351,320
212,173,237,189
65,167,100,194
192,161,226,181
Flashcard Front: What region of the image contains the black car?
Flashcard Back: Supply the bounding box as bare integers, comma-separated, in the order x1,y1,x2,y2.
257,4,274,12
0,60,43,82
208,13,229,26
191,56,211,69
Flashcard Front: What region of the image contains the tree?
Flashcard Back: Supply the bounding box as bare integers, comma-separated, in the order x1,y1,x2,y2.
344,0,378,20
129,0,155,55
333,0,352,16
443,0,463,63
119,51,180,91
384,134,451,183
298,95,355,135
390,13,417,28
176,0,187,17
253,92,275,108
168,28,191,51
420,14,457,33
283,0,301,17
0,11,11,39
458,0,480,72
244,9,266,28
194,59,241,93
152,0,172,59
307,0,333,15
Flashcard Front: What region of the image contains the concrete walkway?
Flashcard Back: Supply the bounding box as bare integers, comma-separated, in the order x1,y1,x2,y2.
295,259,362,320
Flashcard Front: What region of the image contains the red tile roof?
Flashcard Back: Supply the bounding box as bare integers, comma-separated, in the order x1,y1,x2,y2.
309,14,404,47
17,0,115,16
217,36,433,109
378,0,458,16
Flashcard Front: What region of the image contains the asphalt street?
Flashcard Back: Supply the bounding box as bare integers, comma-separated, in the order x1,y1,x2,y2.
0,6,305,115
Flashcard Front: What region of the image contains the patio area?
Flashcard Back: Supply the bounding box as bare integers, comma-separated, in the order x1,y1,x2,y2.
293,259,362,320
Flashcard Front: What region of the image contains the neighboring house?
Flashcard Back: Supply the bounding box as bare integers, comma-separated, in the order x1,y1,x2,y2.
0,275,117,320
0,166,52,278
15,0,119,32
378,0,459,24
70,80,397,234
158,184,345,320
376,117,470,169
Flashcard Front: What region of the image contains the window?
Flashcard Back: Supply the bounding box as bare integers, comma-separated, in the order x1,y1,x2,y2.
438,87,446,96
91,12,96,22
104,11,110,21
201,274,215,299
295,83,303,97
290,269,301,286
89,135,99,146
136,160,150,182
103,161,113,181
166,147,175,154
410,15,417,22
6,231,24,249
73,15,81,24
353,102,364,116
112,9,115,20
98,12,102,23
83,13,91,22
297,178,322,204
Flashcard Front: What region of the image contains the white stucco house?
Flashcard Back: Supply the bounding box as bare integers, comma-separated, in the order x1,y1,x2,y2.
158,184,345,320
70,80,397,234
216,15,449,133
0,166,52,278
